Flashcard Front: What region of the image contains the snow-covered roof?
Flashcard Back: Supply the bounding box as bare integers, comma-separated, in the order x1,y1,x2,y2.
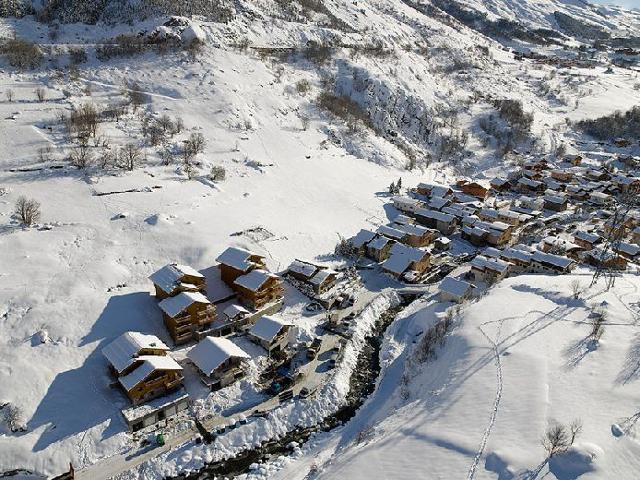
416,208,455,223
216,247,264,272
394,214,414,225
351,229,377,248
544,193,567,205
439,277,474,299
234,269,278,292
393,222,430,237
490,177,509,187
368,235,393,250
532,251,574,270
249,315,292,343
378,225,408,241
159,291,210,317
223,304,250,320
616,242,640,257
102,332,169,374
187,337,250,376
309,268,337,286
382,243,428,275
518,177,542,188
392,196,422,207
501,247,534,264
119,355,182,392
574,231,601,244
471,255,510,274
149,263,203,295
428,196,450,210
417,183,451,197
287,260,318,279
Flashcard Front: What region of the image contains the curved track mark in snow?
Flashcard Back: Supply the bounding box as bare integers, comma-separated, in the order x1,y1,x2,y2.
467,322,504,480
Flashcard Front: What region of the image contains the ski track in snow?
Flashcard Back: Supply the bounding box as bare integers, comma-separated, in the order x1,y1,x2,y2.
467,320,504,480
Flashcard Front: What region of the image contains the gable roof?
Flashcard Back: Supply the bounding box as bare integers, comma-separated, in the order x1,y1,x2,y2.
382,243,429,275
159,291,210,317
249,315,292,343
287,260,319,279
439,277,474,299
102,332,169,375
351,229,377,248
531,251,574,270
187,337,250,376
118,355,182,392
149,264,203,295
234,269,279,292
223,303,251,320
216,247,264,272
310,268,337,286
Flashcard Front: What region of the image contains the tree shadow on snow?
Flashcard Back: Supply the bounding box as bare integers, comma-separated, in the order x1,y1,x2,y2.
29,291,169,452
562,336,598,370
615,332,640,385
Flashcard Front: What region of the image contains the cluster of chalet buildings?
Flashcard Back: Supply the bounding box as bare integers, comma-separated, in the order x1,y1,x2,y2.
102,247,298,418
349,154,639,289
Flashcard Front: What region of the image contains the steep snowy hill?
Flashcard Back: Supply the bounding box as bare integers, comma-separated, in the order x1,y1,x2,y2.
0,0,639,478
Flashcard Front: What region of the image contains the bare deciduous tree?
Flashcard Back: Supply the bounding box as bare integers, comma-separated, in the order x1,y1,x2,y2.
542,419,582,457
569,279,582,299
120,144,143,171
5,89,14,102
14,196,41,226
70,144,92,169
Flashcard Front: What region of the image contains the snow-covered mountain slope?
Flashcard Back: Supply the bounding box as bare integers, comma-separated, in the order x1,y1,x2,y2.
0,0,639,478
266,273,640,480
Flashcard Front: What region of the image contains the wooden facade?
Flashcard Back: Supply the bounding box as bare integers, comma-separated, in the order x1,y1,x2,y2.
233,270,285,310
125,368,183,405
149,264,206,300
159,292,217,345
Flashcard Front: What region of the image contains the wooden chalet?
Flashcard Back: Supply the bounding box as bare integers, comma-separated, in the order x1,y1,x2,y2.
102,332,183,405
550,169,574,183
158,292,216,345
349,229,377,256
415,208,458,235
392,196,424,214
573,231,601,250
367,235,395,262
438,277,475,303
484,246,534,274
248,315,295,353
469,255,511,284
458,181,490,199
490,177,511,192
216,247,267,287
585,248,628,270
149,263,206,300
187,337,251,390
381,243,430,282
613,242,640,262
286,259,338,294
233,269,284,310
416,183,453,198
530,251,575,274
543,192,568,212
516,177,545,194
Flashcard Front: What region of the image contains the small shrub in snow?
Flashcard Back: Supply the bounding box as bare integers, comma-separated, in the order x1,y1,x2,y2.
210,165,226,182
5,88,14,102
569,279,582,299
295,79,311,95
300,113,310,131
1,38,43,70
14,196,41,226
184,132,206,156
2,403,26,433
334,234,357,257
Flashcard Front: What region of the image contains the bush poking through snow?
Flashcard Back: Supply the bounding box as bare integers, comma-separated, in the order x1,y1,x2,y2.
2,403,27,433
542,419,583,457
69,144,93,169
569,279,582,299
1,38,43,70
589,308,607,343
5,88,14,102
295,79,311,95
334,234,358,257
14,196,41,227
120,144,144,171
414,309,454,363
210,165,226,182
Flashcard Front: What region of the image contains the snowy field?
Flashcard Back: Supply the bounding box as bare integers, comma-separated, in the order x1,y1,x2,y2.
0,0,639,478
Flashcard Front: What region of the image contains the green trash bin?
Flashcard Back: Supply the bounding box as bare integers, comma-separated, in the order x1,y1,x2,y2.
156,433,165,446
